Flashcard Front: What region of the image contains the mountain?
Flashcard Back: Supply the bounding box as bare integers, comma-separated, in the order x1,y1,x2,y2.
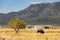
0,2,60,25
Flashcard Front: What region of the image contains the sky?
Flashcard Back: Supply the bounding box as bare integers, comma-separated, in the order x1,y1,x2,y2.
0,0,60,13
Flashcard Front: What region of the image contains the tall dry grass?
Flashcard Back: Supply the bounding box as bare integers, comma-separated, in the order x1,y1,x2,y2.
0,28,60,40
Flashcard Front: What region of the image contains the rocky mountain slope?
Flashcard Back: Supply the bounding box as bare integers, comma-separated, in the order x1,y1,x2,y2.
0,2,60,25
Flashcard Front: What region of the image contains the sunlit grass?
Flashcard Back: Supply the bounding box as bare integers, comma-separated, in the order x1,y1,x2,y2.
0,28,60,40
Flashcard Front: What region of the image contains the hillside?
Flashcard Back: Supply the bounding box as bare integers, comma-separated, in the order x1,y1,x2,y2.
0,2,60,24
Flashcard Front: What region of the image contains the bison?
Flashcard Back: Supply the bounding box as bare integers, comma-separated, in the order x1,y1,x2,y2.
37,29,44,34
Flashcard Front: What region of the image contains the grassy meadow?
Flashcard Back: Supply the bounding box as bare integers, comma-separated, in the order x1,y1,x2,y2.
0,27,60,40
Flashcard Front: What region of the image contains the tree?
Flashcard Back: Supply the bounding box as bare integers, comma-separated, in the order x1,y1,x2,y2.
8,18,26,33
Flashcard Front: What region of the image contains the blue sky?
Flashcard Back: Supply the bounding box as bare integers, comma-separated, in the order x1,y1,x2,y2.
0,0,60,13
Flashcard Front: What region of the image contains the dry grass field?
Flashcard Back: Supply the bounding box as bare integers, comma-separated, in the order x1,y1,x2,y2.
0,28,60,40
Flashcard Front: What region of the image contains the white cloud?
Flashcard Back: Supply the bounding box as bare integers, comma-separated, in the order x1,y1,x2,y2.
31,2,42,4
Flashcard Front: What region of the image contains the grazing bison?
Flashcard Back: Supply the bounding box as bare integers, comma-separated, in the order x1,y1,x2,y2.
37,29,44,34
44,26,49,29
